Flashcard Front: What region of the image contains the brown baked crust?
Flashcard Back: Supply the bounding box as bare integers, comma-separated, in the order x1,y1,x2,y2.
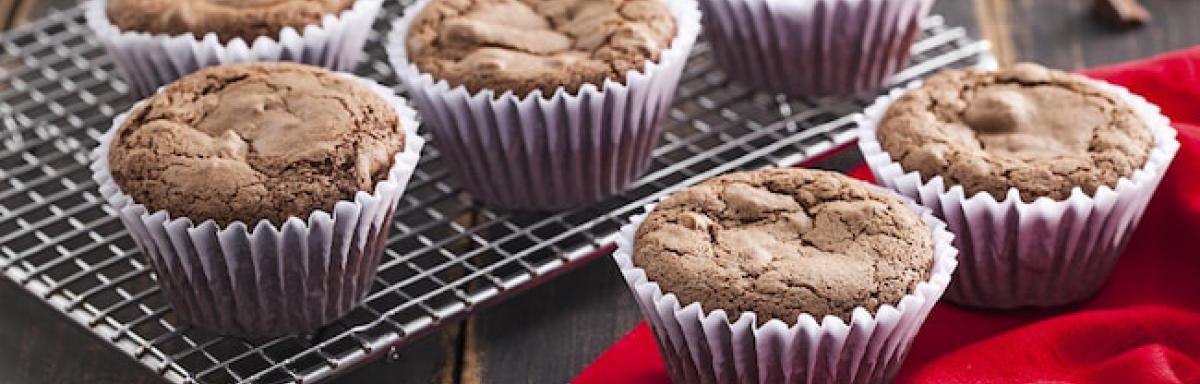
107,62,405,225
405,0,677,97
106,0,356,43
877,63,1154,202
632,168,933,324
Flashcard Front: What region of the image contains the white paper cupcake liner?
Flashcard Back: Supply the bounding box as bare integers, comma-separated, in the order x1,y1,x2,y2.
614,193,957,384
89,76,425,338
699,0,933,97
857,78,1180,309
85,0,383,98
385,0,701,210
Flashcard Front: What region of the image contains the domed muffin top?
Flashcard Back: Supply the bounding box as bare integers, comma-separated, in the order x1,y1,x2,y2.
107,62,406,225
633,168,934,324
106,0,357,43
877,63,1153,202
405,0,677,97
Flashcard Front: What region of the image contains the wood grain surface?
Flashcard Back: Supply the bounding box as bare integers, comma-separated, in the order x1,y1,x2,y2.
3,0,1200,383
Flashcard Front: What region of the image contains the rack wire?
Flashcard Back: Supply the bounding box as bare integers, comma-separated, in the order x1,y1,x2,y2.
0,2,991,383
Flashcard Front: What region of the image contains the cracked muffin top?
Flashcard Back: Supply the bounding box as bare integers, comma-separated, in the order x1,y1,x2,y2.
404,0,677,97
877,63,1153,202
632,168,933,324
107,62,405,225
106,0,357,43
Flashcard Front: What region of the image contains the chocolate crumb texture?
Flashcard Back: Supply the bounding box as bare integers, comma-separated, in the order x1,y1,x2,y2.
106,0,358,43
632,168,934,324
107,62,405,226
405,0,677,96
877,63,1154,202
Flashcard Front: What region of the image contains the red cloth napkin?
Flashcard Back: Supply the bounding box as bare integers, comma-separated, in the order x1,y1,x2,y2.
574,46,1200,384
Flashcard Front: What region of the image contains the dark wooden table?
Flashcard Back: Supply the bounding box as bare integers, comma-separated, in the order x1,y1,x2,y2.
4,0,1200,383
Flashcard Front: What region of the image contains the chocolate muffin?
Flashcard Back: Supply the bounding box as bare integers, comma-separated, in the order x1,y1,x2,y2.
876,63,1154,202
105,0,357,43
404,0,677,96
697,0,934,96
632,168,934,323
106,62,405,225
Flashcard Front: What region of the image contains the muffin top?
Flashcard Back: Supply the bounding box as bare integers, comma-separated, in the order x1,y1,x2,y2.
405,0,677,97
877,63,1153,202
106,0,357,43
632,168,933,324
107,62,405,225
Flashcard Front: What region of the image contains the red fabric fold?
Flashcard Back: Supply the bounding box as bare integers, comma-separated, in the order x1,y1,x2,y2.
574,46,1200,384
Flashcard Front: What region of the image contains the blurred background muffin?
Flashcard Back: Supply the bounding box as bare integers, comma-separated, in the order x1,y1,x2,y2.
86,0,383,97
699,0,935,97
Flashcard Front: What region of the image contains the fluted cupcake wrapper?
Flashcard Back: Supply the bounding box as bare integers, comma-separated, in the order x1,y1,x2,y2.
89,77,425,338
857,79,1180,309
699,0,933,97
85,0,382,98
613,194,958,384
385,0,701,210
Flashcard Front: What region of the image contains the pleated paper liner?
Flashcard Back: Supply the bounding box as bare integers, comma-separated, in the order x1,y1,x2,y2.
699,0,934,97
857,78,1180,309
90,77,425,338
85,0,382,98
386,0,702,210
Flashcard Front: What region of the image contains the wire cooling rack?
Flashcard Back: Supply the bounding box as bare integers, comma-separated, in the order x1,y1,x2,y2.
0,2,991,383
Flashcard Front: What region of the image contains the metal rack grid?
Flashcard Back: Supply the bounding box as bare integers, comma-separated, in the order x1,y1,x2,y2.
0,2,990,383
